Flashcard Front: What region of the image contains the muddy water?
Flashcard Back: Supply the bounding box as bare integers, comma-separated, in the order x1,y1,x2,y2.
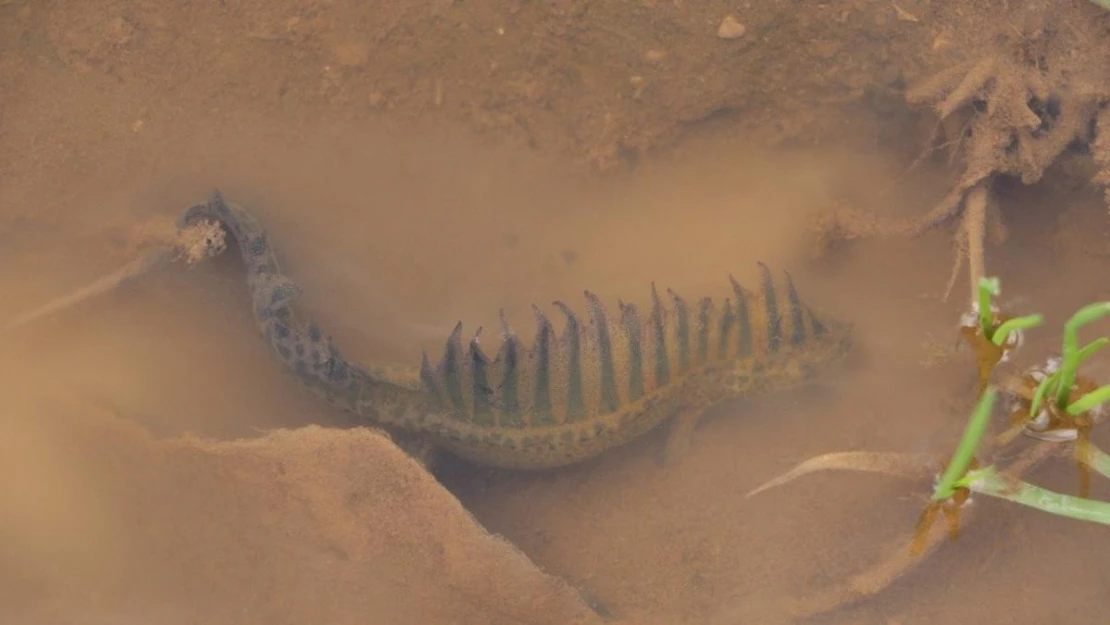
3,112,1110,625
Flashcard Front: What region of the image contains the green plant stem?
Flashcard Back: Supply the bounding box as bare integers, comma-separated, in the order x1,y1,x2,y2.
977,277,1000,340
933,388,995,501
960,466,1110,525
1055,303,1110,410
1030,339,1110,417
992,313,1044,347
1030,369,1061,418
1076,338,1110,368
1067,385,1110,416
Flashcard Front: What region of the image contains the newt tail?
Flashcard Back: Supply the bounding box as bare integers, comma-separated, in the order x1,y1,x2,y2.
179,191,854,471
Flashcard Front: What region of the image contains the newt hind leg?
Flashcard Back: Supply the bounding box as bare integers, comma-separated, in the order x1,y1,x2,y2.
381,428,440,472
658,406,710,467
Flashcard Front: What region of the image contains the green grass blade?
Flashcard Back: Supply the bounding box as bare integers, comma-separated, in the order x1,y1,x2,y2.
1075,338,1110,366
1067,385,1110,416
1055,303,1110,409
963,466,1110,525
978,277,1000,340
933,388,996,501
1030,369,1061,418
992,313,1044,347
1034,339,1110,417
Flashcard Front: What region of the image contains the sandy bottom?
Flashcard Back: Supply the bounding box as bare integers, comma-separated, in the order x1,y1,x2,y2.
3,115,1110,625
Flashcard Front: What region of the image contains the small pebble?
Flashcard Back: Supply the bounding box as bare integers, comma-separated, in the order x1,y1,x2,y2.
643,48,666,63
716,14,746,40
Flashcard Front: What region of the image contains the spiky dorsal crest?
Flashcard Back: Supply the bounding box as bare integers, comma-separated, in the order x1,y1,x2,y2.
419,265,832,428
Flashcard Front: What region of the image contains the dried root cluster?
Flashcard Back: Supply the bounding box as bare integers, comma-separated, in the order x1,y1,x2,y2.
815,9,1110,303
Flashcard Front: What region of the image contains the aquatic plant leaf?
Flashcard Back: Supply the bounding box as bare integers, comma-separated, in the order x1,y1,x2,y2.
961,466,1110,526
933,388,995,501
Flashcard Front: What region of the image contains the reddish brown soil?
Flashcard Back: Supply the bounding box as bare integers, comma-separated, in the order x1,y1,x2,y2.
4,1,1110,624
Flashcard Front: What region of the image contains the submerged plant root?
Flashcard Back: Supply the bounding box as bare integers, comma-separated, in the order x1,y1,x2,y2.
813,9,1110,303
745,452,941,498
745,441,1061,621
0,219,226,335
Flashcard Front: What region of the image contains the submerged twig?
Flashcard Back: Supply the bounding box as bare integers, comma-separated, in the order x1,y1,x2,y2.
962,184,989,305
0,219,226,336
1,250,175,335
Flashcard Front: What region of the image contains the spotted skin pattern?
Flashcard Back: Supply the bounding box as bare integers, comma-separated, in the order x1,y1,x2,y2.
179,191,855,471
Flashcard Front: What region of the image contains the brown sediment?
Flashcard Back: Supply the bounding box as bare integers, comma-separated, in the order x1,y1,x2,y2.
1095,107,1110,211
5,1,1110,623
2,395,606,625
